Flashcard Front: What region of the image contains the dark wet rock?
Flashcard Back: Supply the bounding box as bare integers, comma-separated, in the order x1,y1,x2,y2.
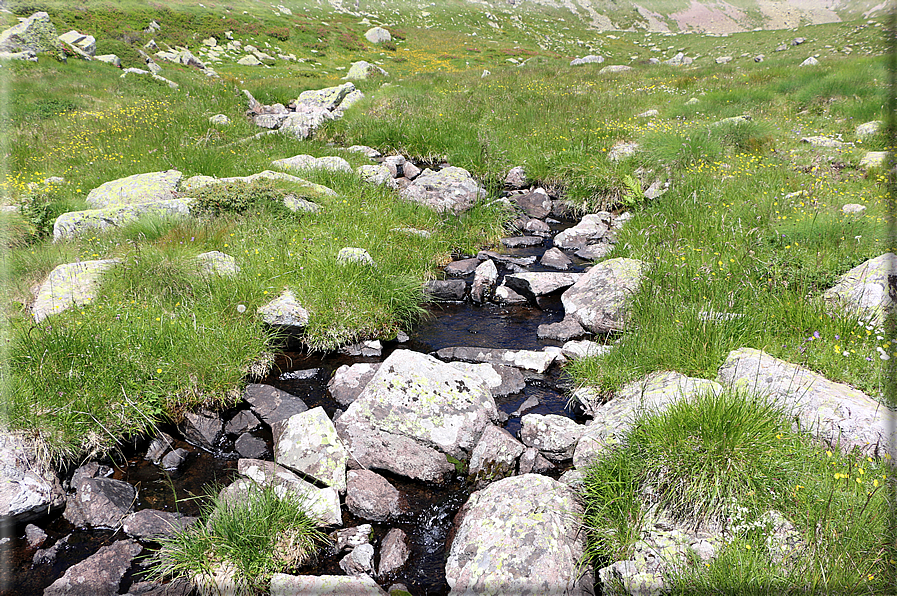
63,477,136,529
235,433,267,459
44,538,142,596
329,363,381,407
160,448,189,471
468,425,525,486
335,350,498,483
273,406,349,492
512,188,552,219
517,447,554,474
232,459,341,525
445,474,586,595
575,243,614,261
378,528,410,576
476,250,537,269
500,236,544,248
540,247,573,270
340,542,375,575
145,432,175,464
270,572,386,595
520,414,584,462
471,259,499,304
537,316,588,342
494,283,527,305
243,383,308,427
444,258,480,276
505,166,528,189
512,396,540,418
33,534,68,565
122,509,197,540
123,578,192,596
339,340,383,357
0,431,65,524
504,272,581,304
346,469,404,522
424,279,467,301
448,362,526,397
180,409,223,450
561,257,647,334
331,524,372,552
225,411,262,435
25,523,47,549
70,461,112,487
437,346,557,374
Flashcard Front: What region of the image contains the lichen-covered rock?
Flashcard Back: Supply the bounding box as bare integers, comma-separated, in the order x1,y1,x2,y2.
0,12,63,58
44,539,142,596
801,135,843,148
181,170,336,199
800,56,819,66
553,213,609,250
257,289,309,329
520,414,584,462
561,257,647,334
85,170,182,209
400,166,486,214
822,253,895,327
334,350,499,483
274,407,349,493
468,425,525,485
345,60,388,80
63,477,136,529
280,105,336,139
346,469,404,522
562,339,610,359
270,573,386,595
53,199,193,240
573,371,722,467
859,151,890,169
272,154,352,173
234,459,341,526
348,145,381,159
856,120,883,139
436,346,558,374
364,27,392,43
445,474,587,595
0,432,65,525
237,54,261,66
357,164,394,187
600,65,632,74
448,362,525,397
58,30,96,58
718,348,895,459
338,247,375,266
296,82,356,111
607,141,639,161
32,259,120,322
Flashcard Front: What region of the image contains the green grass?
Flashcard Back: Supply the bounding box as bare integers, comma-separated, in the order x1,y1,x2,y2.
146,481,330,596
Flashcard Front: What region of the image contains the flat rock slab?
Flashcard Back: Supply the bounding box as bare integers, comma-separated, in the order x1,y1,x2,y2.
271,573,386,595
400,166,485,214
572,371,722,468
822,253,895,328
537,316,588,342
243,383,308,427
448,361,526,397
274,406,349,493
425,279,467,302
234,459,341,526
0,432,65,525
445,258,480,276
505,272,582,300
445,474,587,595
561,257,647,334
53,199,193,240
86,170,182,209
272,154,352,173
296,82,356,111
437,346,558,374
122,509,197,540
32,259,120,322
334,350,499,483
717,348,896,459
346,469,404,522
63,477,136,529
501,235,544,248
44,539,142,596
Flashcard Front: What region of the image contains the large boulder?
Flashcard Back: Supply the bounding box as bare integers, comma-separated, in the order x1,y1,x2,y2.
58,30,96,58
334,350,499,483
271,573,386,595
364,27,392,43
822,253,895,327
44,539,142,596
718,348,895,459
561,257,647,334
296,82,356,111
63,477,136,528
280,105,335,139
272,154,352,174
0,432,65,525
0,12,64,58
273,407,349,493
445,474,588,595
53,198,193,240
32,259,120,322
553,213,610,250
400,167,486,214
85,170,182,209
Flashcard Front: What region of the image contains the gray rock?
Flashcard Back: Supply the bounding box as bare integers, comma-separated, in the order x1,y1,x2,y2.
383,155,407,178
801,135,843,148
517,447,554,474
357,164,394,187
541,247,573,270
58,30,96,57
180,410,222,450
437,346,558,374
445,474,586,595
280,105,335,139
348,145,382,159
338,247,375,266
329,363,381,406
44,539,142,596
33,534,68,565
575,243,614,260
607,141,639,162
122,509,196,540
562,340,610,359
340,542,375,575
234,433,267,459
271,573,386,595
841,203,866,215
524,218,552,236
520,414,584,462
471,259,499,303
0,12,63,57
70,462,112,486
32,259,120,322
599,65,632,74
718,348,895,459
338,340,382,357
273,406,349,492
334,350,499,482
537,316,587,342
224,411,262,435
400,167,486,214
331,524,372,552
445,258,480,276
123,578,192,596
296,82,356,111
792,37,806,45
365,27,392,43
494,283,528,305
571,54,604,66
257,289,309,329
0,432,65,525
504,166,528,189
468,425,525,486
272,154,353,174
160,448,188,471
513,188,552,218
554,214,609,250
561,257,647,334
378,528,410,576
501,235,544,248
53,199,193,240
243,384,309,427
823,253,894,328
476,250,537,269
63,477,136,529
856,120,883,139
234,459,341,526
25,523,47,548
85,170,181,209
859,151,890,169
504,272,581,302
346,469,404,522
448,362,526,397
800,56,819,66
195,251,239,276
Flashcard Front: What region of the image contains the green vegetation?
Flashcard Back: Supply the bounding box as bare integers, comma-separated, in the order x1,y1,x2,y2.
147,481,329,596
581,389,895,594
